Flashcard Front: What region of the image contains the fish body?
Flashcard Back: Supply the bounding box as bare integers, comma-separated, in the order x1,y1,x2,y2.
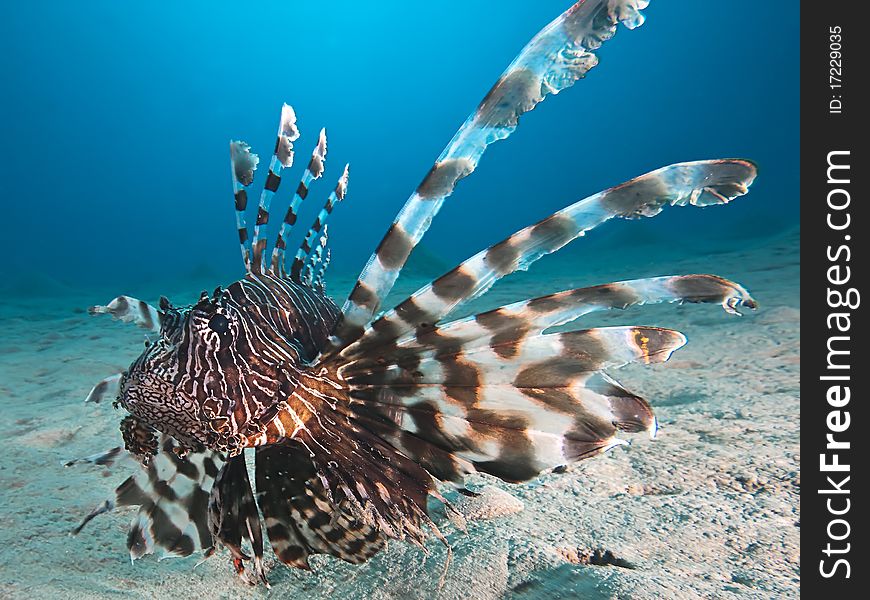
73,0,760,586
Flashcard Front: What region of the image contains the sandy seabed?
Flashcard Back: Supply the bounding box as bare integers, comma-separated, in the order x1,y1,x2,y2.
0,231,799,599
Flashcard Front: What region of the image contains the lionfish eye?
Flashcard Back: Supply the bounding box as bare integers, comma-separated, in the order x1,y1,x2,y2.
208,314,230,334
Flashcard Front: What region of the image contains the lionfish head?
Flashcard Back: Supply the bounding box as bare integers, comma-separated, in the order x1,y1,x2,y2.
117,288,264,457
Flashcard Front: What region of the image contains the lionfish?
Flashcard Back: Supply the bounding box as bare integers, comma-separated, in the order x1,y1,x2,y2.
71,0,758,587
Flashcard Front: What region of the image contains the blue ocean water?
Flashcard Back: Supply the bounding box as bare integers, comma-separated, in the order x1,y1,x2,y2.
1,0,797,293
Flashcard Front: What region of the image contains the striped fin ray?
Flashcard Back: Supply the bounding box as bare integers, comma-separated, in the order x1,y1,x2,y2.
338,274,757,363
338,326,684,484
88,295,161,332
301,225,329,286
326,159,757,360
332,0,651,348
64,445,132,469
254,442,385,570
314,249,331,293
345,372,651,484
250,104,301,274
290,164,349,282
230,141,260,271
344,326,687,386
270,128,328,275
120,437,223,560
274,378,449,551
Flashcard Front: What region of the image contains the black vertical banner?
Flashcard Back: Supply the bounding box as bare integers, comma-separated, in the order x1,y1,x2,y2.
802,4,867,596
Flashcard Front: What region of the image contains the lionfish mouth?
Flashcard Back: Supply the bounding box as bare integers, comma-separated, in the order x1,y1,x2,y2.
70,0,759,589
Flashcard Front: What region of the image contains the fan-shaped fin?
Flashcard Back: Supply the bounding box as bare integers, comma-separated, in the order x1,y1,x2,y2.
323,325,682,486
344,371,652,484
118,438,223,561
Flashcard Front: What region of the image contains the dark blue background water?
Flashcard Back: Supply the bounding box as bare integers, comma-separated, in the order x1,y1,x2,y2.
2,1,798,294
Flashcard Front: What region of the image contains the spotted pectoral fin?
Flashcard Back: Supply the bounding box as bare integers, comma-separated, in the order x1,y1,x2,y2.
115,436,223,561
89,296,161,333
254,442,385,569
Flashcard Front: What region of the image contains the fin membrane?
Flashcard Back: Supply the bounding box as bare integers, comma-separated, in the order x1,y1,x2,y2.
255,442,385,569
116,436,224,560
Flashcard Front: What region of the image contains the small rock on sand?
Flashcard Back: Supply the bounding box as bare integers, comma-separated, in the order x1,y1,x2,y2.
455,486,524,521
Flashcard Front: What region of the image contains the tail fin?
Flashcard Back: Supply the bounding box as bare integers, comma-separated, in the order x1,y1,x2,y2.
290,164,349,282
333,0,651,345
271,128,329,275
250,104,301,274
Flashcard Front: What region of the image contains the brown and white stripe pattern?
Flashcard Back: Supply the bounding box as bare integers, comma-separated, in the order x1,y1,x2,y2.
255,442,385,569
112,436,224,560
327,160,758,360
208,454,267,585
271,128,328,275
290,164,349,282
89,295,162,333
76,0,772,586
332,0,651,349
338,273,757,363
229,141,260,270
338,325,680,484
250,104,301,274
